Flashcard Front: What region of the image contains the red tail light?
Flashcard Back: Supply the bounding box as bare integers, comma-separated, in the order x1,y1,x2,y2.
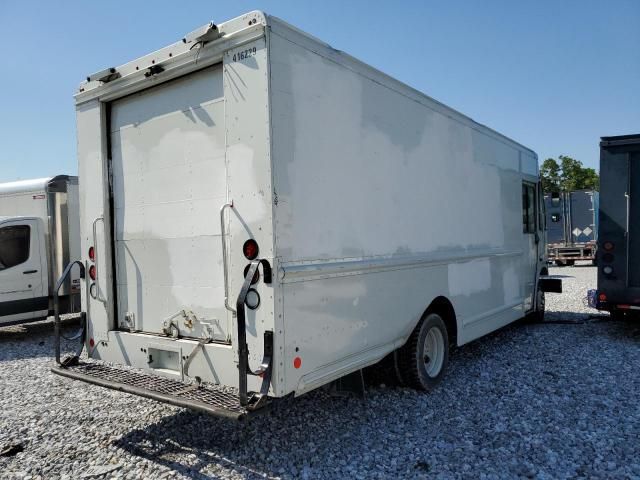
89,265,96,280
603,241,614,251
88,246,95,262
243,239,259,260
599,293,607,302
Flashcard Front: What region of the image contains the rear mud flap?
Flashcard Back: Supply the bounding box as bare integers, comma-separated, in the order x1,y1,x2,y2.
539,276,563,293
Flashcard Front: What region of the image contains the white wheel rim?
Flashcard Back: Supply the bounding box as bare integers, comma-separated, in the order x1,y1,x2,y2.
423,326,445,377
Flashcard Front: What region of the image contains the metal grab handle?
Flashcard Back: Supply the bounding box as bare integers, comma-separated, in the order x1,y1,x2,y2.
220,201,235,313
92,216,107,304
235,259,273,407
54,260,86,366
625,192,630,235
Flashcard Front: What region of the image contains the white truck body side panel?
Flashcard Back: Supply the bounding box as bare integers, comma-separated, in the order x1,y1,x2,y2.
268,19,540,394
77,101,114,341
0,179,49,220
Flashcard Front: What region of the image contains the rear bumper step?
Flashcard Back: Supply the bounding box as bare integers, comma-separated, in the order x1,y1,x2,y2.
51,361,266,420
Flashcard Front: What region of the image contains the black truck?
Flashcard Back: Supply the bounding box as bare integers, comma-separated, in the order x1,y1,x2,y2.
597,134,640,318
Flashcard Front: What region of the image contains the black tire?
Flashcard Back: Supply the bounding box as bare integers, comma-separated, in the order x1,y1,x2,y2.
398,313,449,391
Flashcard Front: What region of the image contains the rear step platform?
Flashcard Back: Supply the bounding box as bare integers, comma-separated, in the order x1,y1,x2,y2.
52,361,265,420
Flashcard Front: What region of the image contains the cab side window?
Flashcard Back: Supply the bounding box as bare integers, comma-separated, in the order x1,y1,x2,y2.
522,183,536,234
0,225,30,270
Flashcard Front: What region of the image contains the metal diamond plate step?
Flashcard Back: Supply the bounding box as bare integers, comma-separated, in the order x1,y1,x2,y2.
52,361,262,420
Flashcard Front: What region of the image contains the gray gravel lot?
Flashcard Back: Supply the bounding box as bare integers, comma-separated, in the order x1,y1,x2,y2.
1,264,639,479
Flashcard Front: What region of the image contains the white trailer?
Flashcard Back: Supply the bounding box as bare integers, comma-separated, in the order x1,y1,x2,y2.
0,176,80,325
53,11,560,419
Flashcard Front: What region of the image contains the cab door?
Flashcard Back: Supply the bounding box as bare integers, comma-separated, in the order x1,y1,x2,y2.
537,182,547,265
522,182,539,311
0,219,47,324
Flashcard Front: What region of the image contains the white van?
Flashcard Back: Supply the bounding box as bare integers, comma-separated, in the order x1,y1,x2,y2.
0,176,80,325
53,12,559,419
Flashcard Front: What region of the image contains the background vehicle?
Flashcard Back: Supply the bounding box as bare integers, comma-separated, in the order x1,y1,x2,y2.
545,190,599,266
596,134,640,318
53,11,559,419
0,176,80,325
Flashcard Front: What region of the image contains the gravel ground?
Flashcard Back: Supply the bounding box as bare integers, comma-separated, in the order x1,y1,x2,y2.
1,264,639,479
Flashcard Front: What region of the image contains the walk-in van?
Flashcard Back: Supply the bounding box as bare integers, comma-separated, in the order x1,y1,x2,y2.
53,11,559,419
0,176,80,325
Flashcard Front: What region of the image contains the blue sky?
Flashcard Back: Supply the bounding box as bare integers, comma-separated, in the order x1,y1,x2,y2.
0,0,638,182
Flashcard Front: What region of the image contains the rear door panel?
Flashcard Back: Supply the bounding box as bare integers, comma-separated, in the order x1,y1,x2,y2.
110,65,229,341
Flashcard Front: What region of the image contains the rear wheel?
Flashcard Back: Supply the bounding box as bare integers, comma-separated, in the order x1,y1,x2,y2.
398,313,449,391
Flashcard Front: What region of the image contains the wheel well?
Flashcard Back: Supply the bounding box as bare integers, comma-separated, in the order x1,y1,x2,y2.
425,296,457,347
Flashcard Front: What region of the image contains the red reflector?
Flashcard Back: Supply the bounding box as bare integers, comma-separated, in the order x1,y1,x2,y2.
618,304,630,310
293,357,302,369
243,239,259,260
603,241,614,251
599,293,607,302
88,246,95,261
89,338,95,348
89,265,96,281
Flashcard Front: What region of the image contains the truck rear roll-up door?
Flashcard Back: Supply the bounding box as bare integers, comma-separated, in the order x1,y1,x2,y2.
109,65,229,341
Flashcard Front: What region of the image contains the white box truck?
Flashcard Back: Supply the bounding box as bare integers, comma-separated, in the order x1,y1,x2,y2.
0,176,80,325
52,11,560,419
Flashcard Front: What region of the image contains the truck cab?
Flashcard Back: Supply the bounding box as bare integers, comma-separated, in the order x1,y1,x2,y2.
0,176,80,326
0,216,49,324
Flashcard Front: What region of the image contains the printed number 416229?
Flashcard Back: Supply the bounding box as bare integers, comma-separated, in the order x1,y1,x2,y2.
232,47,257,62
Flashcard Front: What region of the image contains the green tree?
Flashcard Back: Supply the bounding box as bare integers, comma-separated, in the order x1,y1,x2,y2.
540,155,599,193
540,158,561,192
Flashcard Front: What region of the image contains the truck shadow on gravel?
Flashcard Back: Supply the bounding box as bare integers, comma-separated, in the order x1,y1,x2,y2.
0,317,81,361
113,393,374,479
112,315,640,479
